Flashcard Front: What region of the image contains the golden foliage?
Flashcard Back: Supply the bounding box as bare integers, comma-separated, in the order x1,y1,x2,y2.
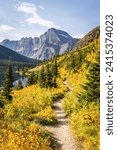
0,85,65,149
70,103,100,150
0,123,53,150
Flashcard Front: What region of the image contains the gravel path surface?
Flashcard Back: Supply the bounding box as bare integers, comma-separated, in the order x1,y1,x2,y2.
46,99,77,150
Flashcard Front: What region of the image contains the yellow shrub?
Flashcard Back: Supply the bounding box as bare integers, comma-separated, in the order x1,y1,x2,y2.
0,85,65,149
29,107,57,125
70,102,100,150
5,85,55,120
0,123,53,150
62,91,79,115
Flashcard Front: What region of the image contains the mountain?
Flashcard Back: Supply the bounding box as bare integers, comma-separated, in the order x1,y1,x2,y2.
73,26,100,50
0,28,79,60
0,45,38,65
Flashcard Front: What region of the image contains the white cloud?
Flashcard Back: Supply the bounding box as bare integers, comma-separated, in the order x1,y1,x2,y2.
0,24,14,32
16,2,60,28
27,16,59,28
17,2,37,15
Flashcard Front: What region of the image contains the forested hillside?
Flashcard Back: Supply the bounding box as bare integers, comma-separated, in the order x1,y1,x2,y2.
0,27,100,150
0,45,38,66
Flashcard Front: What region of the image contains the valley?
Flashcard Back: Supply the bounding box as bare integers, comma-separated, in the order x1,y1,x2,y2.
0,26,100,150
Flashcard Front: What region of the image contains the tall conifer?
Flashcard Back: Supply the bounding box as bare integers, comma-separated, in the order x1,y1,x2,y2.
27,72,35,86
79,52,100,103
3,64,13,100
51,57,58,87
45,64,53,87
39,66,46,88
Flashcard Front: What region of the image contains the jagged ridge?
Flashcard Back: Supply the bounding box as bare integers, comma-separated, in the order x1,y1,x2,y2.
0,28,79,60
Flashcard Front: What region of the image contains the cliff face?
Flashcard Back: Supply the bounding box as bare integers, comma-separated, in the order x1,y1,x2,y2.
1,28,79,60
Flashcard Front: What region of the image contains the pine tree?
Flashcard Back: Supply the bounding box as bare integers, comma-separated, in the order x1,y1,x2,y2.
52,77,57,88
45,64,53,88
27,72,35,86
38,66,46,88
52,57,58,77
51,57,58,87
3,64,13,100
38,59,58,88
79,52,100,103
71,55,76,69
33,73,38,84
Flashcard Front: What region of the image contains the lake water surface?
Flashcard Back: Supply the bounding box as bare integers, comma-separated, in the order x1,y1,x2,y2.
0,66,22,87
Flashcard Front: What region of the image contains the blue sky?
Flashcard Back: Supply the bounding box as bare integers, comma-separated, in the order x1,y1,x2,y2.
0,0,100,41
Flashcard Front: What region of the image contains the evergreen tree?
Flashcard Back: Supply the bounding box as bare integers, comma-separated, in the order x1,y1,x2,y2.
45,64,53,88
27,72,35,86
38,66,46,88
79,52,100,103
3,64,13,100
52,77,57,88
38,59,58,88
51,57,58,87
68,52,83,72
33,73,38,84
52,57,58,77
70,55,76,71
67,54,76,72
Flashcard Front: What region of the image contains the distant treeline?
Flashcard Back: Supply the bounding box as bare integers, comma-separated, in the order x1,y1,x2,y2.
0,60,39,67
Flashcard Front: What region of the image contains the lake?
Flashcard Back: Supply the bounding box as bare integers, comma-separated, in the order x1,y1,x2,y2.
0,66,23,87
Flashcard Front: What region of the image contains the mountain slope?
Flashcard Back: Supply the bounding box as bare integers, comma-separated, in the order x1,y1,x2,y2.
0,28,79,60
73,26,100,50
0,45,38,65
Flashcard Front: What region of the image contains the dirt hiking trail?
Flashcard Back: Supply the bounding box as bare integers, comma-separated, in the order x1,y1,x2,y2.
46,98,77,150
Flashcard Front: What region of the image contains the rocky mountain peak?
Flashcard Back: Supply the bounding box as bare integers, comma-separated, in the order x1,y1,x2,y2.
0,28,79,60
